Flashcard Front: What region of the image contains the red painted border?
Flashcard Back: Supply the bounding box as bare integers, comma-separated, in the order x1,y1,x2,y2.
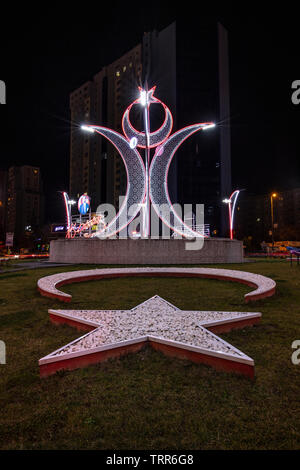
40,339,254,379
245,287,276,303
149,341,254,379
38,287,71,303
49,313,96,332
207,317,260,334
40,341,147,378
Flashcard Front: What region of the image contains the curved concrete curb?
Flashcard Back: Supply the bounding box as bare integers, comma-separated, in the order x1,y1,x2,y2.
37,267,276,304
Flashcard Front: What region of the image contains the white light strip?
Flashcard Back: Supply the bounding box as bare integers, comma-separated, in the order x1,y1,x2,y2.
202,123,216,130
81,125,95,133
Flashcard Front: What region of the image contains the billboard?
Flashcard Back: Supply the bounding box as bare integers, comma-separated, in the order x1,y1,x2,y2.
5,232,14,247
78,194,90,215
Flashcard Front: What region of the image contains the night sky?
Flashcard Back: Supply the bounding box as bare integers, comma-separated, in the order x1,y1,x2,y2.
0,5,299,224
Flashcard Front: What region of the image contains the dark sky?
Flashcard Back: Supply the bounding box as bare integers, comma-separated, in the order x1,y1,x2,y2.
0,5,299,223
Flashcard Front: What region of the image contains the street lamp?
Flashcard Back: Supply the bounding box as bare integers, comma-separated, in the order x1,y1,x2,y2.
140,85,151,238
223,190,241,240
270,193,278,251
62,192,76,230
81,125,95,133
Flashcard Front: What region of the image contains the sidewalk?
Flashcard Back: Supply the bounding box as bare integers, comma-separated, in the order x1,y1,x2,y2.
0,260,75,274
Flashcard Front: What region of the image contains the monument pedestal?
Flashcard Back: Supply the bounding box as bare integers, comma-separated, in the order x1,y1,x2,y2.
49,238,244,265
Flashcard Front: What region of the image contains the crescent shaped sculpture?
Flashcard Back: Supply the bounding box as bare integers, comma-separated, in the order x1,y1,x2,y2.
87,125,146,238
149,124,213,238
122,88,173,149
80,88,216,240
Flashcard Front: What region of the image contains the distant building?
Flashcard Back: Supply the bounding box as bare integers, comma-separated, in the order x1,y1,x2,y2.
235,193,269,244
69,20,232,234
6,166,44,247
236,188,300,246
277,188,300,240
0,169,8,241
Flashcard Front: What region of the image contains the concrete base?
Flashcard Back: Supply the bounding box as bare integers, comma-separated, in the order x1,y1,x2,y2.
49,238,244,265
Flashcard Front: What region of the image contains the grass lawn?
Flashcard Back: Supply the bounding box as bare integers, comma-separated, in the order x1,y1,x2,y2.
0,260,300,450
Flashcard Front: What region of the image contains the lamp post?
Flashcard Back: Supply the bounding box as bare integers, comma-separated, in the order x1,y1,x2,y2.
270,193,277,251
223,190,241,240
61,192,76,232
140,85,151,238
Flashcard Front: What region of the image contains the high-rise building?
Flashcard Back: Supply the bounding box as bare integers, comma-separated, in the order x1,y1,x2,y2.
69,44,142,211
142,20,232,235
69,81,98,205
6,165,44,246
0,169,7,241
69,20,232,234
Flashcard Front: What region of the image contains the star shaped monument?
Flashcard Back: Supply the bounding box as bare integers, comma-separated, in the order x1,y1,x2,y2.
39,296,261,378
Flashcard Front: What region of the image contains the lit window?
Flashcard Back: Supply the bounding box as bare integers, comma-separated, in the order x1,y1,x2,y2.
116,71,120,77
123,66,126,72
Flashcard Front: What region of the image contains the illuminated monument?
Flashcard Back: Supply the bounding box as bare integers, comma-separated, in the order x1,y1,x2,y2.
80,86,215,240
50,87,244,264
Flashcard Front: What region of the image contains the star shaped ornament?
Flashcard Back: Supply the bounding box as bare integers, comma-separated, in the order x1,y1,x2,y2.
39,296,261,378
138,86,157,106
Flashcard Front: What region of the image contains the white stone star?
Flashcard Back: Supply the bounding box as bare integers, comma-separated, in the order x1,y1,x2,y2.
39,296,261,378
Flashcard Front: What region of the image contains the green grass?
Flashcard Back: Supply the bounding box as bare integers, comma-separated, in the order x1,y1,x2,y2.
0,260,300,450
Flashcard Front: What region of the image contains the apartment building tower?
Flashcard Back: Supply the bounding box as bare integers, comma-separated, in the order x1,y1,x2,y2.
6,165,44,246
69,44,142,211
